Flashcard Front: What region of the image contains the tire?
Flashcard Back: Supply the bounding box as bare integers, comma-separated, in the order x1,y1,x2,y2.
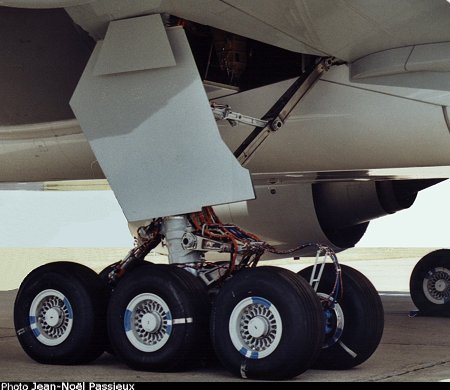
299,264,384,370
99,260,152,289
211,266,324,380
14,262,108,365
410,249,450,316
99,260,154,355
107,263,210,372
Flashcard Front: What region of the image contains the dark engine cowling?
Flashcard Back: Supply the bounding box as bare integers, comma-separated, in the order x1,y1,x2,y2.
214,179,442,257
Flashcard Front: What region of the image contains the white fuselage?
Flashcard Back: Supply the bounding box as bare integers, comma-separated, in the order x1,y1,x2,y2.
1,65,450,184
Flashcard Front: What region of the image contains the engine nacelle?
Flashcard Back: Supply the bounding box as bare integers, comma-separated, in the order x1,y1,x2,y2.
214,179,441,257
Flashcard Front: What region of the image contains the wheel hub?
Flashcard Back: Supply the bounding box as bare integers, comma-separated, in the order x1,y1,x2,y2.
435,280,448,293
319,293,345,349
44,307,64,328
229,297,283,360
125,293,172,353
248,316,270,339
29,289,73,347
141,312,162,333
423,268,450,305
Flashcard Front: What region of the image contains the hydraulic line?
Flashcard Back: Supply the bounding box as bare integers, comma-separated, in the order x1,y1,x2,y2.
108,207,342,303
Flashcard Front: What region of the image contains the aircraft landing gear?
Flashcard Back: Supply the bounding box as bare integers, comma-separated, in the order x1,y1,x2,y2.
410,249,450,316
13,208,385,379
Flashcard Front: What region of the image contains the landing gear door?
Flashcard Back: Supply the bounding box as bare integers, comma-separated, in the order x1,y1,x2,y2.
70,15,254,223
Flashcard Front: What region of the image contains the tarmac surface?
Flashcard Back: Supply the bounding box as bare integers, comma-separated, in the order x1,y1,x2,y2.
1,250,450,382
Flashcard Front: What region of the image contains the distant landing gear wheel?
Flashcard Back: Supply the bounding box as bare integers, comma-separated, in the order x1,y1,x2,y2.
410,250,450,316
107,264,210,372
14,262,108,365
299,264,384,370
211,267,324,380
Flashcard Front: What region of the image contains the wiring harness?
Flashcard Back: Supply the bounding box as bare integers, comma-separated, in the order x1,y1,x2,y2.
188,207,343,304
108,207,342,305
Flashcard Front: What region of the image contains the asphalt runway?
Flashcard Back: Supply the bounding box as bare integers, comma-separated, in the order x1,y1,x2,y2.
2,255,450,382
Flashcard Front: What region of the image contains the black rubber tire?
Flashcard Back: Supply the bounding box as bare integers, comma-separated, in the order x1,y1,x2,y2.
107,263,210,372
211,266,324,380
410,249,450,316
99,260,154,355
99,260,152,289
14,262,108,365
299,264,384,370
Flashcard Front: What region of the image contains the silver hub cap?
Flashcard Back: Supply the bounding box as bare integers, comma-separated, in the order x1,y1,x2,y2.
248,316,270,338
45,308,63,327
141,313,161,333
229,297,282,360
29,289,73,346
124,293,172,353
423,267,450,305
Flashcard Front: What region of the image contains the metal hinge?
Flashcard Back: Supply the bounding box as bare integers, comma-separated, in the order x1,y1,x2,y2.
232,57,336,166
212,103,269,128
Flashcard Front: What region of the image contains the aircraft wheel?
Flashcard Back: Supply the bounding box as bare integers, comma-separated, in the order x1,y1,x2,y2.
299,264,384,370
14,262,108,365
107,264,210,372
99,260,155,355
211,267,324,380
410,249,450,316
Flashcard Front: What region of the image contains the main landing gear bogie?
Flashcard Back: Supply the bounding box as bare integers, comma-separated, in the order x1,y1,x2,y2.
13,209,385,380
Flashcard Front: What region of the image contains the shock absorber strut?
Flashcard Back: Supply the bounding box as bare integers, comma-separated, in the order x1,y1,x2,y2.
161,216,202,265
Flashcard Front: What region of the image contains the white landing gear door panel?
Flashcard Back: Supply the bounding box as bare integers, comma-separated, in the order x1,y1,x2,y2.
70,16,254,222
